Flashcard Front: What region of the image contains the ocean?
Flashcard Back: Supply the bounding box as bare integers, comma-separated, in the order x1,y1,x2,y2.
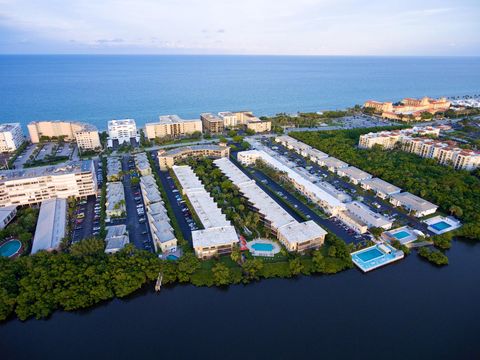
1,55,480,130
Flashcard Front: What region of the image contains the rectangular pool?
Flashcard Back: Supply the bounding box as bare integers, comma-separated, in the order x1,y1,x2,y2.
393,231,410,240
356,248,383,262
431,221,451,231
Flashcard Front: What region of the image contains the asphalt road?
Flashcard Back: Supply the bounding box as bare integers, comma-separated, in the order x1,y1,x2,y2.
121,155,154,252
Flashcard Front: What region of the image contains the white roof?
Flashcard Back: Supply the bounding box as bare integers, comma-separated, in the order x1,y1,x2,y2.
338,166,372,181
172,164,237,233
390,192,438,212
0,206,16,224
192,225,239,248
346,201,392,228
237,150,344,211
105,225,129,252
31,198,66,254
322,156,349,169
277,221,327,244
361,178,401,195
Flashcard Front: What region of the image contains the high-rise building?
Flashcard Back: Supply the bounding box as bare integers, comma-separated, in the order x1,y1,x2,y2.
107,119,138,146
0,123,24,153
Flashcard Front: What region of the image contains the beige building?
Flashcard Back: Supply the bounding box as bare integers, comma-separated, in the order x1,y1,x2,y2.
217,110,271,133
172,165,238,259
364,97,451,121
0,160,97,207
158,144,230,170
246,120,271,133
27,121,101,150
358,126,441,150
200,113,224,135
144,115,202,139
214,157,327,253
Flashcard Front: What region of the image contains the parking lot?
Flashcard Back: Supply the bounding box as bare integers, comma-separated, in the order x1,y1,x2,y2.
149,153,197,245
121,155,154,252
261,138,433,236
13,143,37,168
231,155,366,244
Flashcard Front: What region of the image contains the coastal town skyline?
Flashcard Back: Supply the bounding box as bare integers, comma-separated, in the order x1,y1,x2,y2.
1,0,479,55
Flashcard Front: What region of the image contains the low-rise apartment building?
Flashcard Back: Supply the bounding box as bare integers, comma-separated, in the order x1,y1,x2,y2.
238,150,346,215
134,152,151,176
358,126,441,150
27,121,101,150
105,225,129,254
318,157,349,172
106,182,125,219
214,157,327,252
0,160,97,207
217,110,271,133
144,115,202,139
336,166,372,185
107,119,138,147
337,201,393,234
360,178,401,199
364,97,450,121
158,144,230,170
0,123,24,153
31,198,67,254
172,164,238,259
389,192,438,217
106,157,122,181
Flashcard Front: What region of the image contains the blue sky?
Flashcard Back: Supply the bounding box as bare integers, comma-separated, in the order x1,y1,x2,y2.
0,0,479,55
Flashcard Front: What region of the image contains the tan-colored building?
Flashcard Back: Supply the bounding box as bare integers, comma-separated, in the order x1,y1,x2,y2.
246,120,271,133
27,121,101,150
158,144,230,170
144,115,202,139
364,97,450,122
200,113,224,135
358,126,441,150
0,160,97,207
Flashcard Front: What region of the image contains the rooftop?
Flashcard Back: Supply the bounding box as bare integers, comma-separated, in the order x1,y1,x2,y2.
361,177,401,195
338,166,372,181
0,123,21,132
149,114,200,125
160,144,226,157
31,198,66,254
390,192,438,212
0,160,93,181
277,221,327,244
192,225,239,248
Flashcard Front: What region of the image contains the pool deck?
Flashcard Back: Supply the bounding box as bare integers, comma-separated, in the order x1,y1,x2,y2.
423,216,461,235
351,243,404,273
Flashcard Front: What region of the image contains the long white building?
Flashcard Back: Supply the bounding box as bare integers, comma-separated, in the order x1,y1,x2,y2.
214,157,327,253
172,165,238,259
0,160,97,207
0,123,24,153
238,150,345,216
389,192,438,217
31,198,67,254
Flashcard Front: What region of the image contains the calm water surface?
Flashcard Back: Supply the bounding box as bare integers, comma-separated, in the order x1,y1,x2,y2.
0,240,479,360
1,55,479,130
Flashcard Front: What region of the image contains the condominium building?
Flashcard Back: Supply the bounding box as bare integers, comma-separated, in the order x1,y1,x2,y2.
359,126,480,171
275,135,328,163
336,166,372,185
106,157,122,181
318,157,349,172
105,225,129,254
27,121,101,150
358,126,441,150
389,192,438,217
360,178,401,199
144,115,202,139
0,160,97,207
218,110,271,133
172,165,238,259
238,150,345,215
107,119,138,146
337,201,393,234
214,157,327,252
106,182,125,219
200,113,224,135
157,144,230,170
0,123,24,153
134,152,151,176
31,198,67,254
0,206,17,229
